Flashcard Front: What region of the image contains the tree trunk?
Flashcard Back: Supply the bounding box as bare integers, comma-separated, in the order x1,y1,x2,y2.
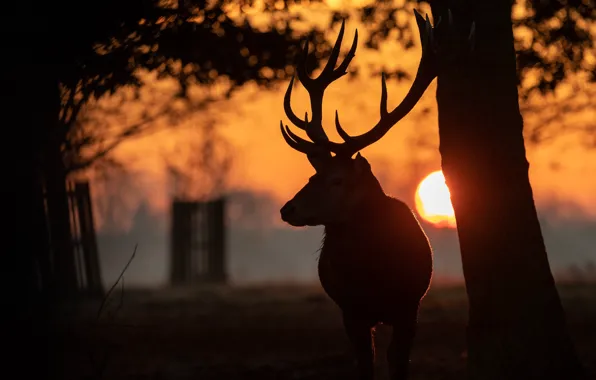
45,134,80,298
2,59,59,379
430,1,587,379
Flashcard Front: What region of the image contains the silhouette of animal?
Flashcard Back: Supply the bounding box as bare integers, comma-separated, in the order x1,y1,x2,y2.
278,11,440,380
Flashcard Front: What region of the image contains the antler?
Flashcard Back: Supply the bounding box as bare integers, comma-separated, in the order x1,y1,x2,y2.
281,19,358,163
281,10,472,161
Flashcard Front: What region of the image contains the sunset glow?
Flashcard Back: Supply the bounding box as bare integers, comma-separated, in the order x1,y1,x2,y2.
415,170,456,228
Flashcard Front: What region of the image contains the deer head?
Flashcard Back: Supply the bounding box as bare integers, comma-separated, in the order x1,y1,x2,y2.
280,11,443,227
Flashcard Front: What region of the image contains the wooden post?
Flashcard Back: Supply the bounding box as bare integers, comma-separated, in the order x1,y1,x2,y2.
74,182,103,297
208,198,226,283
169,198,227,286
170,201,195,285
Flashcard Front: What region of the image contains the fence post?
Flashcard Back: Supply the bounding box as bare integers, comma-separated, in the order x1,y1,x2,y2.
208,198,227,283
170,201,194,285
73,182,103,297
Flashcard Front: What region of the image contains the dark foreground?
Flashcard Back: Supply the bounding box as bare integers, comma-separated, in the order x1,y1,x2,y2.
58,283,596,380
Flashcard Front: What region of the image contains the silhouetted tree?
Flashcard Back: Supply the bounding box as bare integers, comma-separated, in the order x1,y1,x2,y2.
429,1,588,379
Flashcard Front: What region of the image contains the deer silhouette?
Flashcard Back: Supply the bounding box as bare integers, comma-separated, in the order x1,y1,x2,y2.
278,11,446,380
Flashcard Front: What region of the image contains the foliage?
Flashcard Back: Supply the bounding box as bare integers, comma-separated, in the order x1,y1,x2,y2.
42,0,594,171
47,0,330,100
39,0,595,109
513,0,595,98
45,0,336,172
343,0,595,99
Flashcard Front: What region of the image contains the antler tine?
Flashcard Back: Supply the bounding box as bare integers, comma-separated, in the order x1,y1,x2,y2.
283,76,306,130
334,110,352,142
280,120,318,155
333,70,387,144
333,71,388,142
380,72,389,119
282,39,313,132
321,19,346,76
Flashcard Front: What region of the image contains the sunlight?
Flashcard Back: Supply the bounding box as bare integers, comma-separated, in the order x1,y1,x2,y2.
415,170,457,228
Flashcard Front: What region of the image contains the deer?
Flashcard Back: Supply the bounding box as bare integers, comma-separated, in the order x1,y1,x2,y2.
278,11,454,380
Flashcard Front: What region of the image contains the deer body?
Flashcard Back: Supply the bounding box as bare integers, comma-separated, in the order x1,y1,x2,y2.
319,195,432,323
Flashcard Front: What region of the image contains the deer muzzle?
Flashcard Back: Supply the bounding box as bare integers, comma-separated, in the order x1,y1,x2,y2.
280,201,317,227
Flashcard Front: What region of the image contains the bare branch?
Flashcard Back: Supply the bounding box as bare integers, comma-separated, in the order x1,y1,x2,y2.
96,244,138,320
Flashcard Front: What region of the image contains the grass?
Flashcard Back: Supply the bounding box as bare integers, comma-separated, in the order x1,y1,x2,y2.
57,282,596,379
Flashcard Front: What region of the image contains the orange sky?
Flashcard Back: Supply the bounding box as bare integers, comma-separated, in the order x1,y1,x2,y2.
86,0,596,232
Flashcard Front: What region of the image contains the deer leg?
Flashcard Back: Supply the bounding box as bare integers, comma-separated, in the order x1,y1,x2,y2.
343,313,376,380
387,306,419,380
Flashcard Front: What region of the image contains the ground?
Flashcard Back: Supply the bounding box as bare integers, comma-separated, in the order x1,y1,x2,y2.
58,282,596,380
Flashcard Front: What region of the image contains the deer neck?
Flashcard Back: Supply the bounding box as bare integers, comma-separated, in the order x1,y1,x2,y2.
323,191,389,237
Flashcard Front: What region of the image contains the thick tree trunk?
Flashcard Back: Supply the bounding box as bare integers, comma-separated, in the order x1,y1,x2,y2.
2,60,59,379
430,1,587,379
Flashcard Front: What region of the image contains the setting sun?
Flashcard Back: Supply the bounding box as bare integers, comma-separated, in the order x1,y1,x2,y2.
415,170,456,228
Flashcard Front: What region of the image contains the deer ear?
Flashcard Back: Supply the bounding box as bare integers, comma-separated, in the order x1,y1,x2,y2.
354,152,371,174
